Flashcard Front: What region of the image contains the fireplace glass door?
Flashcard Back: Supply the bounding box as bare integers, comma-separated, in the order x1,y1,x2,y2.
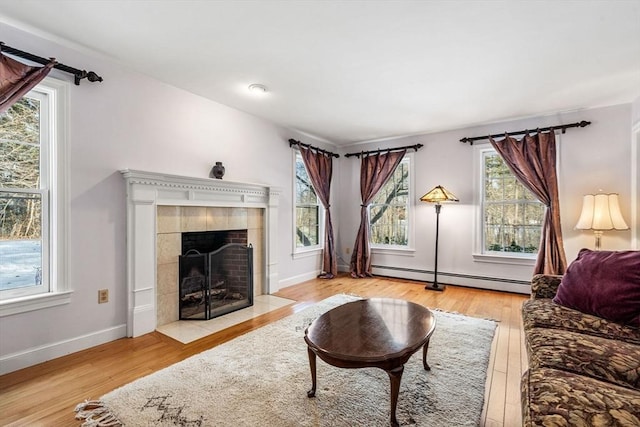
179,244,253,320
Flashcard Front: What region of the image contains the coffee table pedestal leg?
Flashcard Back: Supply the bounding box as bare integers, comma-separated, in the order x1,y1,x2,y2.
307,347,317,398
387,365,404,427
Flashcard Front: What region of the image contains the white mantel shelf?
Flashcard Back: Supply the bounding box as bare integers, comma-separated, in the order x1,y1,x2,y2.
120,169,281,337
120,169,281,206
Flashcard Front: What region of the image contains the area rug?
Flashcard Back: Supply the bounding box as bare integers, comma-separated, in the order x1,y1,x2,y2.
76,294,497,426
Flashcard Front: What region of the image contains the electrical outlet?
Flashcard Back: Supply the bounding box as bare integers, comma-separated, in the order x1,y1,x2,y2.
98,289,109,304
345,247,351,254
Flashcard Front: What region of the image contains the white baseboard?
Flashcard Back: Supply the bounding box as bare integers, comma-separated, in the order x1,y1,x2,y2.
0,324,127,375
371,266,530,294
278,270,321,290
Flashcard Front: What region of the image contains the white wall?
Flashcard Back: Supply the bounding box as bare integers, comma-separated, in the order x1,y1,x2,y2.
0,20,636,374
0,22,334,373
337,104,634,293
631,96,640,249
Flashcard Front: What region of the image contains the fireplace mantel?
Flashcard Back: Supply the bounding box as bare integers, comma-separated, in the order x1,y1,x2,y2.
121,169,281,337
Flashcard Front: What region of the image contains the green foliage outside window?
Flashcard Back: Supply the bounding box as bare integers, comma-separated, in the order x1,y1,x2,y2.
369,158,409,246
483,152,544,254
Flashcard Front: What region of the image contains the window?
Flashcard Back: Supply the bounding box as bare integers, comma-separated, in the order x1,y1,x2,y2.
294,151,322,252
0,78,69,314
481,150,544,256
369,156,411,247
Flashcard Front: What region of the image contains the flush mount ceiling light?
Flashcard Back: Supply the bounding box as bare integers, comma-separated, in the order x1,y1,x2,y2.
248,83,267,94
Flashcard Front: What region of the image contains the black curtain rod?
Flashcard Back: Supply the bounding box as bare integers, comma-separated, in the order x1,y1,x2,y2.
1,42,103,86
460,120,591,145
345,143,423,158
288,139,340,158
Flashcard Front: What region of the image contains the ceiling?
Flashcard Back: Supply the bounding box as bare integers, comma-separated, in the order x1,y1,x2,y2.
1,1,639,146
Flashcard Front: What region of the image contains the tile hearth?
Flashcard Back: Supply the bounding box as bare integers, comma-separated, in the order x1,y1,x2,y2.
156,295,294,344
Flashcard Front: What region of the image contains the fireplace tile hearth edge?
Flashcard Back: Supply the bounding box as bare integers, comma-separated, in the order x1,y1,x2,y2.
156,295,294,344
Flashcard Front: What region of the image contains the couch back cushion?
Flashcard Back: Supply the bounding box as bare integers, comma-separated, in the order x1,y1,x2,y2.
552,249,640,327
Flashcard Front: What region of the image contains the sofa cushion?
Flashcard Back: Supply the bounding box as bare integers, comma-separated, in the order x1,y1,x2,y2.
552,249,640,327
530,274,563,299
522,299,640,345
522,367,640,427
526,327,640,390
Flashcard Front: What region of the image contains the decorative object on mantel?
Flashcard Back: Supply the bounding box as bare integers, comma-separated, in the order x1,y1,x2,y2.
460,120,591,145
75,294,496,427
209,161,225,179
420,185,459,291
575,193,629,250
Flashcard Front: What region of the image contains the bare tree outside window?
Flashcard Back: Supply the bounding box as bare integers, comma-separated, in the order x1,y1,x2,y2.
369,157,409,246
483,152,544,254
0,96,45,293
295,152,320,248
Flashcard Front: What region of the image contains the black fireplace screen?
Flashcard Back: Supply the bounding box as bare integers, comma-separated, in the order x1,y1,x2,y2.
179,244,253,320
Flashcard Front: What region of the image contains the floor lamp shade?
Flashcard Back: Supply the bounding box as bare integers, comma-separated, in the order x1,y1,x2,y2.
420,185,459,291
575,193,629,250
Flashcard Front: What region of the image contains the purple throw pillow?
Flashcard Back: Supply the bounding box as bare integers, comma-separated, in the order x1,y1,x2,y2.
552,249,640,327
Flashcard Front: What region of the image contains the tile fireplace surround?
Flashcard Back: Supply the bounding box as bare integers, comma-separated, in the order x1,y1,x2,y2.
121,169,281,337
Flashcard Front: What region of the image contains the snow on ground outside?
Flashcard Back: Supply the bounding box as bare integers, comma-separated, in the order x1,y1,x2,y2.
0,240,41,290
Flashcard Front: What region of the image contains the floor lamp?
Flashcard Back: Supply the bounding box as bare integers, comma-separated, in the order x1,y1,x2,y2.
420,185,459,291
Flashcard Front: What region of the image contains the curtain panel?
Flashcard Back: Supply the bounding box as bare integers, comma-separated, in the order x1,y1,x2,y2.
350,149,407,278
489,131,567,275
299,146,338,278
0,51,56,114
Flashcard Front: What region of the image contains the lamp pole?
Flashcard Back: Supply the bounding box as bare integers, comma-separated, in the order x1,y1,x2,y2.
420,185,458,292
427,203,444,291
433,203,441,289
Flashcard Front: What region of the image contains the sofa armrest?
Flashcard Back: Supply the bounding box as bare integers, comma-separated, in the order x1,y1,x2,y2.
530,274,563,299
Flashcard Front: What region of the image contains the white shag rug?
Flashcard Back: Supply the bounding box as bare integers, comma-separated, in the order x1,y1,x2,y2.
76,294,497,426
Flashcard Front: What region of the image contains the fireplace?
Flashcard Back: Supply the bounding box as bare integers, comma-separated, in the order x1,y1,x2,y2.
121,169,281,337
179,230,253,320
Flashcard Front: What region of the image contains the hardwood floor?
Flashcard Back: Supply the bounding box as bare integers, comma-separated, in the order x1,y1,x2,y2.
0,275,528,426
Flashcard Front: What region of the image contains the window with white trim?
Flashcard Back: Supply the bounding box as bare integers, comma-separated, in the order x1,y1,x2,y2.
369,156,411,248
480,149,544,256
0,78,70,312
293,151,322,252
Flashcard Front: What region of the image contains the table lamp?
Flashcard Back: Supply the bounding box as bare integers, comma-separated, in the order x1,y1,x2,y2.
575,193,628,250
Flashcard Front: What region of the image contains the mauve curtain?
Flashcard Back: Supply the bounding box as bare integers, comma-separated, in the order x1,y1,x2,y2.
0,51,55,114
299,146,338,278
489,131,567,275
350,149,407,278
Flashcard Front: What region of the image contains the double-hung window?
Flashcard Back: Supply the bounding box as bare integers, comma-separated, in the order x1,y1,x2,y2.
479,149,544,258
0,78,69,314
293,151,322,253
369,156,412,249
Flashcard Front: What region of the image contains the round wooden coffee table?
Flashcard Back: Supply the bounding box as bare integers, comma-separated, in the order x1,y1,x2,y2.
304,298,436,427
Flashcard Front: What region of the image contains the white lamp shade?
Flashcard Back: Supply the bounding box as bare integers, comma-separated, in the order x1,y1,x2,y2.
575,193,629,230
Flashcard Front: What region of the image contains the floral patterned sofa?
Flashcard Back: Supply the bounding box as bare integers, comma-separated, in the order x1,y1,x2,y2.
521,251,640,426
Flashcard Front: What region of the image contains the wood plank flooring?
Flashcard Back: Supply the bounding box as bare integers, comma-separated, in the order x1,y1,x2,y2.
0,275,528,426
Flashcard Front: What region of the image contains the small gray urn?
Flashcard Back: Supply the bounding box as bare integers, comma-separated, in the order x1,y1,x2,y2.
210,162,225,179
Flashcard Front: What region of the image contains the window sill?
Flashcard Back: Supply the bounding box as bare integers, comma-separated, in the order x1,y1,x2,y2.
472,253,536,266
292,247,323,260
371,247,416,257
0,291,73,317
